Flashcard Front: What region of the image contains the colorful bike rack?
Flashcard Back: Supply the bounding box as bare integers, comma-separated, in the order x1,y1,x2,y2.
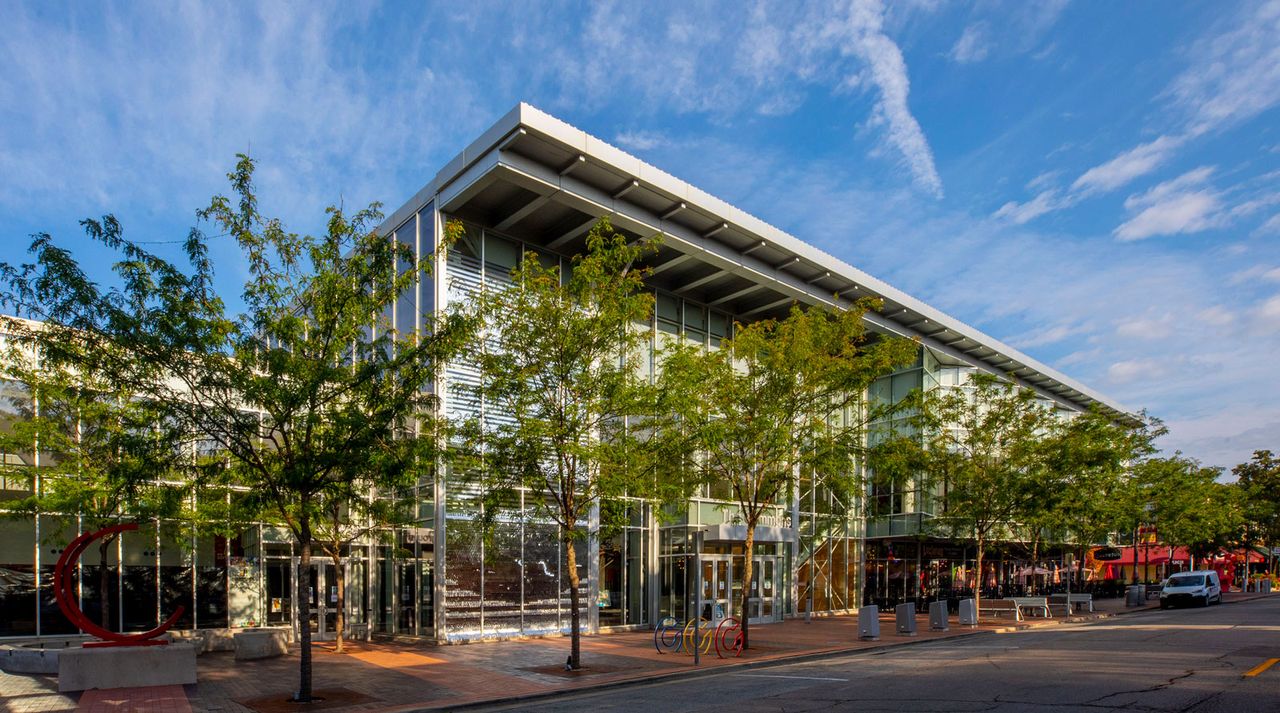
654,616,744,659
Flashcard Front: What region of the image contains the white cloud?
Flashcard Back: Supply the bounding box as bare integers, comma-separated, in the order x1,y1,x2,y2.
1006,322,1091,349
1256,213,1280,236
1166,0,1280,134
1228,265,1280,285
1113,167,1225,241
993,189,1064,224
950,23,989,63
1107,358,1166,385
995,2,1280,225
1197,306,1236,326
1070,135,1185,195
1260,294,1280,322
834,0,944,198
613,130,668,152
1115,315,1175,340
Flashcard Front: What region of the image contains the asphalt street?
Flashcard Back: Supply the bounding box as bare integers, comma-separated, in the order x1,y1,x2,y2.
474,597,1280,712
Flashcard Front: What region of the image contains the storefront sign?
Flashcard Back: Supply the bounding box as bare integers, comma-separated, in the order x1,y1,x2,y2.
1093,547,1123,561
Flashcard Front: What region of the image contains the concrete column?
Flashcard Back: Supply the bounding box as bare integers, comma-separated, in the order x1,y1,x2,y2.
588,501,600,633
432,201,448,642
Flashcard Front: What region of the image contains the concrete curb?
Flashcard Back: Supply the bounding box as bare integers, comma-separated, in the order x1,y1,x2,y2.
405,593,1276,712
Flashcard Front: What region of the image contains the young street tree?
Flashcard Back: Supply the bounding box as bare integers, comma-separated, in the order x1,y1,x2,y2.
0,156,473,701
0,335,189,630
656,301,915,649
463,218,663,671
888,373,1057,618
1233,450,1280,576
1041,411,1163,587
1136,455,1241,570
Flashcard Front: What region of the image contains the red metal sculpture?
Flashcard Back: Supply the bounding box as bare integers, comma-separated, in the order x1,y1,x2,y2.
53,523,184,647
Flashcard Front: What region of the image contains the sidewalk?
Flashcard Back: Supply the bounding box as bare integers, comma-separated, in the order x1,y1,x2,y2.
1,591,1268,713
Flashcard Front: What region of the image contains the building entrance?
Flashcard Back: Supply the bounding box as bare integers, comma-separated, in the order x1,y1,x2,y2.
699,554,782,625
304,561,339,640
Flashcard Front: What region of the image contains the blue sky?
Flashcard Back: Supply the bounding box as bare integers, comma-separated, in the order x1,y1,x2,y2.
1,1,1278,469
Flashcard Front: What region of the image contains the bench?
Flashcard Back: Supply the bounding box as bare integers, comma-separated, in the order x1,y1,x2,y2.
977,598,1022,621
1145,584,1163,599
1048,593,1093,614
1008,597,1051,618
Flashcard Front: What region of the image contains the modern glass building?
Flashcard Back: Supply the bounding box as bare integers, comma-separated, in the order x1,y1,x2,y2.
0,104,1133,643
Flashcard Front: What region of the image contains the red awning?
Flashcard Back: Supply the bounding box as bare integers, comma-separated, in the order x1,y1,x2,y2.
1091,546,1266,567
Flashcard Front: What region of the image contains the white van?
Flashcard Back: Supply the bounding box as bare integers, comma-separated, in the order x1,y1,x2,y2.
1159,570,1222,609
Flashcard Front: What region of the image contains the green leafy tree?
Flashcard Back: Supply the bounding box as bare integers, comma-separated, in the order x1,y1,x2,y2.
1041,411,1164,586
0,332,189,630
0,156,473,701
461,218,663,670
1137,456,1241,569
1233,450,1280,576
893,373,1057,617
656,301,914,649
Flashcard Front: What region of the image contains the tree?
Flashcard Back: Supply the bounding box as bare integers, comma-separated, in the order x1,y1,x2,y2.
461,218,662,670
656,301,914,649
895,373,1057,618
0,156,473,701
1041,411,1163,587
0,330,189,630
1137,456,1240,567
1233,450,1280,576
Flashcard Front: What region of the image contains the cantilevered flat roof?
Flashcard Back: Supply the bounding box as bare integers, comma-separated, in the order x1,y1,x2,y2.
378,103,1136,422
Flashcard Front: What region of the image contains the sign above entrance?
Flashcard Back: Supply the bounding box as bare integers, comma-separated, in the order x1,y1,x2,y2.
702,524,797,544
1093,547,1123,561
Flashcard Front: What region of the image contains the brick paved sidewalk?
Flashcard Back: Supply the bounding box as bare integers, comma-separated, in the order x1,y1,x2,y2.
0,591,1268,713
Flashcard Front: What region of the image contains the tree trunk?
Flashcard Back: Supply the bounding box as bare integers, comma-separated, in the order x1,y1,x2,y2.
98,538,112,631
333,552,346,654
1030,538,1039,595
740,524,755,650
565,527,582,670
296,517,314,702
974,535,985,622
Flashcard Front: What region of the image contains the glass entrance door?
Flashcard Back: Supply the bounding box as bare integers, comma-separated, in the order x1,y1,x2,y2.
699,554,782,625
300,560,341,640
700,557,731,623
745,556,781,624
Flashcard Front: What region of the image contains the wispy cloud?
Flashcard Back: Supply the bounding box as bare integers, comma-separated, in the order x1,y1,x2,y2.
1114,167,1225,241
994,2,1280,225
834,0,944,197
1071,135,1187,196
613,130,669,152
950,23,990,63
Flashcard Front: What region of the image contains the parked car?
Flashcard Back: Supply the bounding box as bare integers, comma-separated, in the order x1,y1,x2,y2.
1159,570,1222,609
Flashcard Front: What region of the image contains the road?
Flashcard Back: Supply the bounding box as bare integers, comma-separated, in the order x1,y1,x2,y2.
475,597,1280,712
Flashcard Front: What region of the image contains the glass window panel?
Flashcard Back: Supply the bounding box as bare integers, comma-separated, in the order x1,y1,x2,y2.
483,510,522,637
484,233,521,274
522,521,560,635
709,311,727,338
395,220,417,341
684,304,706,332
891,372,917,404
0,517,35,636
121,524,158,632
656,293,679,323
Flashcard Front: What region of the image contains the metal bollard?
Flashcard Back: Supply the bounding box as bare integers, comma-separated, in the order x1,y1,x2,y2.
929,600,949,631
896,602,917,636
958,598,977,626
858,605,880,641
